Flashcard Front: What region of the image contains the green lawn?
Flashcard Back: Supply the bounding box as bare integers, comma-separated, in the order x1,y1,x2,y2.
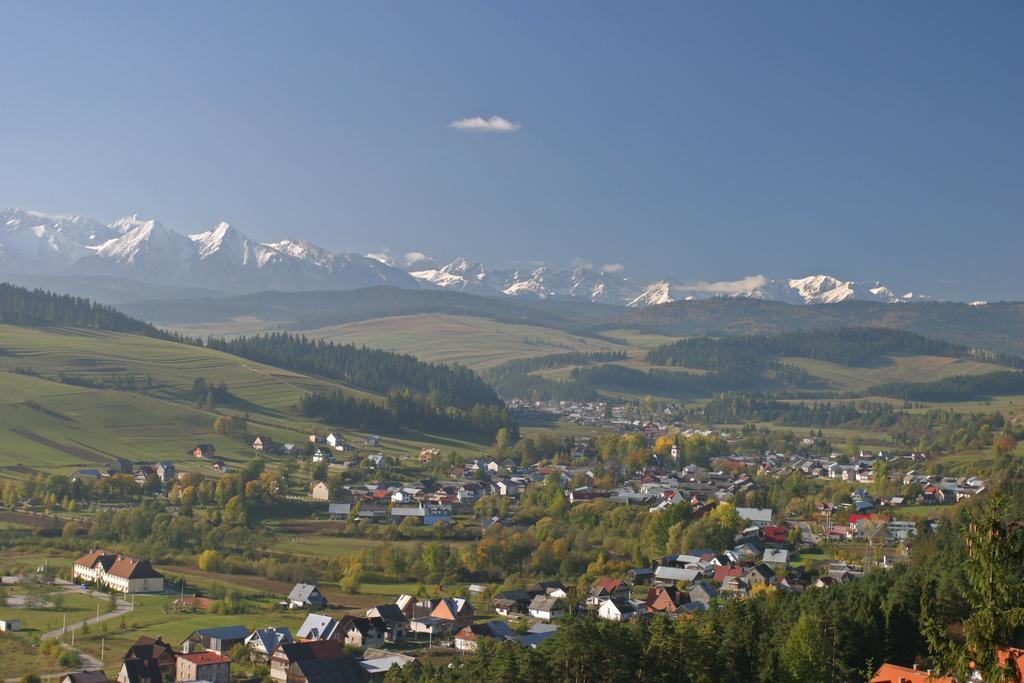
301,314,620,371
0,324,501,479
0,586,108,633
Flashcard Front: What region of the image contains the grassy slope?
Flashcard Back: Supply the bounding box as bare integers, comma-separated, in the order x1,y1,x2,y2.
0,324,493,478
253,314,619,371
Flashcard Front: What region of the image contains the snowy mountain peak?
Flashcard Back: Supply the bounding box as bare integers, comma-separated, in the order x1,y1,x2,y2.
0,206,935,304
189,222,250,260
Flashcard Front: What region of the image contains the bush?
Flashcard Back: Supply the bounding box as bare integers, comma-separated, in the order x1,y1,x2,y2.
57,650,81,667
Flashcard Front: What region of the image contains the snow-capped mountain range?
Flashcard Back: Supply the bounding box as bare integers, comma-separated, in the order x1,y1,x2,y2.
1,207,927,306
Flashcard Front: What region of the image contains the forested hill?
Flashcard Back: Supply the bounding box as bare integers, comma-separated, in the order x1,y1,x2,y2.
618,298,1024,357
0,281,165,337
207,332,501,410
646,327,1024,369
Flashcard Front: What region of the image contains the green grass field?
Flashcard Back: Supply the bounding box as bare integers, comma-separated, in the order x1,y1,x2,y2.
0,324,501,479
302,314,620,370
782,354,1003,393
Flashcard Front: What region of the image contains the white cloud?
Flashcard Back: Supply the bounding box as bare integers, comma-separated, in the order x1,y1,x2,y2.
600,263,625,274
403,251,427,263
449,115,521,132
679,274,768,295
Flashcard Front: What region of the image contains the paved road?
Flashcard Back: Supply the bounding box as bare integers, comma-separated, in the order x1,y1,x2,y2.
798,521,819,544
41,580,132,641
0,580,134,680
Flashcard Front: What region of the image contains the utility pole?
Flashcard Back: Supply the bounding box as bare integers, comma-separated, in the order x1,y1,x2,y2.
101,637,105,664
62,612,66,636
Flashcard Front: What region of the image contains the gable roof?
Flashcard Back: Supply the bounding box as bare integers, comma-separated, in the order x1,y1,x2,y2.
456,621,515,641
654,566,700,583
297,613,340,640
74,550,117,569
107,557,162,580
178,651,231,665
713,565,743,584
341,615,386,638
117,659,162,683
869,663,954,683
275,639,346,663
528,594,562,611
431,597,471,620
295,655,370,683
367,603,408,624
61,673,110,683
191,625,249,641
246,627,293,653
124,635,175,661
288,583,325,604
591,577,625,596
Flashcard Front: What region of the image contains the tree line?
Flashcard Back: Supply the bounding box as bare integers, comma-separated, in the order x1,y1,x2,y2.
483,351,626,402
646,327,1023,370
0,282,196,343
207,332,500,410
862,370,1024,402
295,388,516,438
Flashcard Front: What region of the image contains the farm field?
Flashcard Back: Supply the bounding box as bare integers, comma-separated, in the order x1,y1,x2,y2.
782,354,1004,393
0,324,504,478
301,314,619,370
267,532,472,560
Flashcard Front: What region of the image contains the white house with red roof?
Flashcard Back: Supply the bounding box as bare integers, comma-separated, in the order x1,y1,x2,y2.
73,550,164,594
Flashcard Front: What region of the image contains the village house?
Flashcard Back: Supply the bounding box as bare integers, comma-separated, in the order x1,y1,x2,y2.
529,580,569,598
73,551,164,594
180,625,249,655
61,673,109,683
328,502,352,519
244,627,293,662
654,566,700,587
430,597,475,631
340,615,387,648
645,586,688,615
311,447,333,464
116,658,162,683
310,480,331,501
268,640,351,683
251,435,274,451
736,507,773,527
598,597,642,622
359,650,416,681
453,621,514,652
122,637,176,678
493,590,533,617
869,662,954,683
287,583,328,609
295,613,343,642
365,603,409,642
192,444,216,459
587,577,629,605
155,461,175,483
528,595,566,621
687,580,718,607
175,651,231,683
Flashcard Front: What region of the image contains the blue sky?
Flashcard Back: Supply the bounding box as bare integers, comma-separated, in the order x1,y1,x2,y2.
1,2,1021,300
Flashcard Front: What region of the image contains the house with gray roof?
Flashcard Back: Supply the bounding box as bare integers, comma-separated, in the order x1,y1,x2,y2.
296,613,342,642
288,583,327,609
